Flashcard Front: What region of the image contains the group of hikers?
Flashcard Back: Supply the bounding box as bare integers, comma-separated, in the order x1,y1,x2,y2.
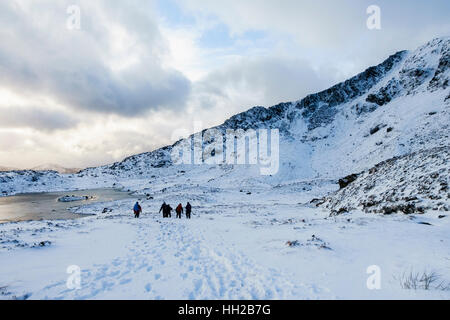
159,202,192,219
132,201,192,219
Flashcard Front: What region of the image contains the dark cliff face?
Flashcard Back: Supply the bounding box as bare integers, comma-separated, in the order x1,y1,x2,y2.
222,38,450,135
220,103,292,132
367,38,450,107
217,50,408,132
294,51,407,130
428,38,450,92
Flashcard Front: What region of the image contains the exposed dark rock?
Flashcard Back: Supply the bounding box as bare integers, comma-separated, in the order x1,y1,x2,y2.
310,198,326,206
338,174,358,189
370,124,387,135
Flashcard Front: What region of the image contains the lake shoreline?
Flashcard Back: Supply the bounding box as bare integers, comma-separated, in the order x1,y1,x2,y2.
0,188,136,223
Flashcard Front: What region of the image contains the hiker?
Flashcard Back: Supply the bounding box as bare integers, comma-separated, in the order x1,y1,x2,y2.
159,202,167,217
185,202,192,219
176,203,183,219
133,202,142,218
165,204,173,218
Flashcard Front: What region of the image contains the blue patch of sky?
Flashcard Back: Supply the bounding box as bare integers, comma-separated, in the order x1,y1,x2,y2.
197,23,234,48
198,22,274,54
156,0,273,54
156,0,196,27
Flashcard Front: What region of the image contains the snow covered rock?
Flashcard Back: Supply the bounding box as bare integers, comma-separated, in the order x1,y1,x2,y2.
322,146,450,215
57,195,91,202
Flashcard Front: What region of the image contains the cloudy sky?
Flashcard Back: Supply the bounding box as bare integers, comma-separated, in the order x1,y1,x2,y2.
0,0,449,169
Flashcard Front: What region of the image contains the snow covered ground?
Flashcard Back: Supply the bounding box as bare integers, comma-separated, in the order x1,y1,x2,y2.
1,181,449,300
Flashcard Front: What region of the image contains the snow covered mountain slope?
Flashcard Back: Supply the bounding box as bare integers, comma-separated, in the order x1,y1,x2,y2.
321,146,449,214
83,37,449,179
0,37,449,198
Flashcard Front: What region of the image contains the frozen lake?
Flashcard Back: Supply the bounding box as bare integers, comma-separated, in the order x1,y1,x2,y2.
0,188,134,223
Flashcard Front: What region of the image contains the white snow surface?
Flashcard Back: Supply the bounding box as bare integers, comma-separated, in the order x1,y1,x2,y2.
1,182,450,300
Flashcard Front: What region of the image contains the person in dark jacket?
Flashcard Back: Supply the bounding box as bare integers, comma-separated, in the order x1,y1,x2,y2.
185,202,192,219
176,203,183,219
133,202,142,218
159,202,167,217
165,204,173,218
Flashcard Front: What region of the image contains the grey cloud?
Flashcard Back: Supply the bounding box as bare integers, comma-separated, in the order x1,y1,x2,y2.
0,1,191,117
72,129,168,166
0,106,79,132
181,0,450,74
195,56,337,108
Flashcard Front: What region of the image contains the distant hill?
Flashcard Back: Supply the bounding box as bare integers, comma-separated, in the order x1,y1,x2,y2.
30,164,81,174
0,166,18,172
0,164,81,174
